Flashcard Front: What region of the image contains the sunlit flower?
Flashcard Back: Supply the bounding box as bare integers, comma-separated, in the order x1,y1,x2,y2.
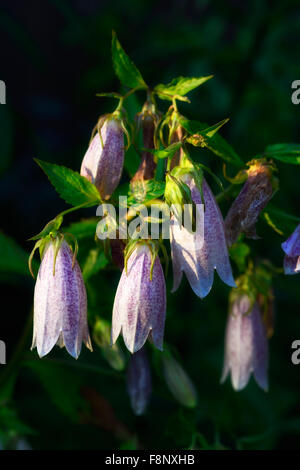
111,243,166,353
32,239,92,358
171,176,235,298
225,160,274,246
127,347,152,415
221,293,268,391
281,223,300,275
80,116,124,200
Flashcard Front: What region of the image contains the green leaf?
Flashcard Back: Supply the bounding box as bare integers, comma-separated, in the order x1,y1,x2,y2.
0,232,34,277
124,145,140,177
262,204,300,236
35,159,101,207
179,117,243,167
82,248,108,281
63,218,98,240
229,242,250,272
264,143,300,164
111,31,147,89
145,142,182,160
129,179,165,205
154,75,213,101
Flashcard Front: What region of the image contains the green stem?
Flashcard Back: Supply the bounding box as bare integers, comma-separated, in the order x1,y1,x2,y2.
58,200,100,219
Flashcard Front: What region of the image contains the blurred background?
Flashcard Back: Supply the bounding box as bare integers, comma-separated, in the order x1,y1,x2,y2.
0,0,300,450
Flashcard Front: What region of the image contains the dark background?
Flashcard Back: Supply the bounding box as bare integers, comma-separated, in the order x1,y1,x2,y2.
0,0,300,450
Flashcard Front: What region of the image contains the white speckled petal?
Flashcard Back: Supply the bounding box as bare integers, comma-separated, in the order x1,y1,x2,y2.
32,240,91,359
112,245,166,353
32,242,62,357
221,296,268,391
170,178,235,298
80,119,124,200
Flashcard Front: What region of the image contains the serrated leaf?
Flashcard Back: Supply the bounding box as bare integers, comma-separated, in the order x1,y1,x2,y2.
264,143,300,164
82,248,108,281
0,232,34,277
180,117,243,167
35,159,101,207
155,75,213,101
112,31,147,89
63,218,98,240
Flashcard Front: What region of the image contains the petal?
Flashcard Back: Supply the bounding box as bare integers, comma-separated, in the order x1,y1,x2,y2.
81,119,124,200
283,255,300,275
32,243,63,357
282,223,300,257
112,245,166,353
127,348,152,416
251,304,268,391
201,180,236,289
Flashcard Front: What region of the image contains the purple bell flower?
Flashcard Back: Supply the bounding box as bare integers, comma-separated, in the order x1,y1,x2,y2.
281,223,300,275
170,177,235,298
221,294,268,391
111,243,166,353
127,348,152,415
80,116,124,200
31,239,92,358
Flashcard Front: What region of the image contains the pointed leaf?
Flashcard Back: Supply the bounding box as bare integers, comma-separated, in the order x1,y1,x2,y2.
35,159,101,207
264,143,300,164
155,75,213,101
112,31,147,89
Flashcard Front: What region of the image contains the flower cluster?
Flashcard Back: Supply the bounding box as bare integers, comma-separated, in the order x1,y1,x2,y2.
29,33,300,414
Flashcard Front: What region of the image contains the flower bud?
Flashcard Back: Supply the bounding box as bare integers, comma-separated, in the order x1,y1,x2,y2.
32,239,92,358
225,160,274,246
221,293,268,391
80,115,124,200
111,243,166,353
127,348,152,415
171,176,235,298
281,223,300,275
162,353,197,408
131,101,159,182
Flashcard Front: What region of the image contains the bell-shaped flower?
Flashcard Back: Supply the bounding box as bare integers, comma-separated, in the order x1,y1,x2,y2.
170,176,235,298
111,242,166,353
281,223,300,275
126,347,152,415
225,160,274,246
31,238,92,358
80,115,125,200
221,293,268,391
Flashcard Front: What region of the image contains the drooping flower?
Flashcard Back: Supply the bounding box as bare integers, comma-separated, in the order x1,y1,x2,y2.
281,223,300,275
80,115,124,200
170,176,235,298
126,347,152,415
221,293,268,391
111,243,166,353
31,238,92,358
225,160,274,246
